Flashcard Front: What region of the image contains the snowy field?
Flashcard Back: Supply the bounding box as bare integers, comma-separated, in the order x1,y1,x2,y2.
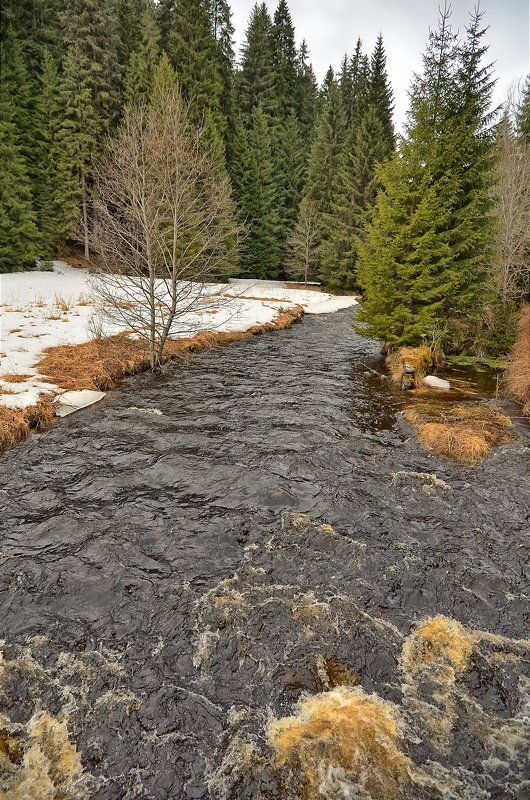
0,262,356,411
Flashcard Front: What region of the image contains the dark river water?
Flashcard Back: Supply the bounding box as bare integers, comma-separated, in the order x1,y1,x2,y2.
1,311,529,800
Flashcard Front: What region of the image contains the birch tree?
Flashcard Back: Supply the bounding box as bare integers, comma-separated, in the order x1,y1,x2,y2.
91,84,241,368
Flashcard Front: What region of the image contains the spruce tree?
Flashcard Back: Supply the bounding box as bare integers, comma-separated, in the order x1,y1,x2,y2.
517,75,530,144
34,48,64,255
356,5,496,349
272,0,298,117
320,106,389,292
295,40,318,143
55,45,99,258
124,1,160,106
241,104,280,277
0,89,40,271
209,0,236,145
303,79,345,246
237,3,277,124
167,0,224,134
368,34,395,156
274,111,306,265
61,0,122,136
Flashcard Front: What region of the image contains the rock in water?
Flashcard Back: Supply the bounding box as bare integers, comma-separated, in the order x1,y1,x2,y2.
424,375,451,390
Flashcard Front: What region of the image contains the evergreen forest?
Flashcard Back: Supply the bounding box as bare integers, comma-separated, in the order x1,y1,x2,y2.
1,0,529,355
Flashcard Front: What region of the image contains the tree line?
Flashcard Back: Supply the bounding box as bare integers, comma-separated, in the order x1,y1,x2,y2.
1,0,529,355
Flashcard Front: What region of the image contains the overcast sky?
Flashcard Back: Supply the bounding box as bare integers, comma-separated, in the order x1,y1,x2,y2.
229,0,529,129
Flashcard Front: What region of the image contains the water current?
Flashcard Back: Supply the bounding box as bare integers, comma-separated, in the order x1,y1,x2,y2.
1,310,529,799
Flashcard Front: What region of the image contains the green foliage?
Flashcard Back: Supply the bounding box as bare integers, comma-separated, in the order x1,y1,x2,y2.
320,106,389,292
33,48,64,255
124,1,160,106
61,0,122,136
237,3,278,124
356,6,496,350
517,75,530,143
238,105,280,277
0,91,40,271
272,0,298,117
166,0,224,135
55,45,99,242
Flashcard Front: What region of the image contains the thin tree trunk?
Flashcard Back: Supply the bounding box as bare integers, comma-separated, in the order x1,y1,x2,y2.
81,172,90,261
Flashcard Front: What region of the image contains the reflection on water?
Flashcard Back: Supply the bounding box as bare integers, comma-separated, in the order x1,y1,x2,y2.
0,311,529,799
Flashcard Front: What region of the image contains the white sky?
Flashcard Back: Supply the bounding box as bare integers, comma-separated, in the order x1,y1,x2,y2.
229,0,530,129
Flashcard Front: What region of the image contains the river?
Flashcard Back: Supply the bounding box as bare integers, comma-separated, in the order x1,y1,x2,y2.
1,310,529,799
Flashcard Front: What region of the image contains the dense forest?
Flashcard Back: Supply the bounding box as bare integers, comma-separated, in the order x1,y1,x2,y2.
1,0,529,355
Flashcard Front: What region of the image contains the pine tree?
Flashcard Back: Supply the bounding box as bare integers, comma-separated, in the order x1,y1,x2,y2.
237,3,278,124
61,0,122,136
0,89,40,271
34,48,64,254
356,5,496,349
304,78,345,231
274,111,306,265
272,0,297,117
320,106,389,292
346,38,370,129
55,45,99,258
209,0,236,145
167,0,224,134
124,1,160,106
241,104,280,277
443,7,496,338
368,34,394,155
295,40,318,142
517,75,530,143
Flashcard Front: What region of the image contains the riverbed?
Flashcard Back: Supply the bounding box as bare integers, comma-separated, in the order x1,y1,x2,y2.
1,310,529,799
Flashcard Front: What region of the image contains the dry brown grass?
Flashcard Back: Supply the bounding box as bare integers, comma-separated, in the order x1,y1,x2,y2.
506,303,530,417
403,402,515,465
386,346,432,385
9,328,22,334
0,397,55,452
1,373,32,383
222,293,287,302
285,282,324,292
0,306,303,454
37,305,304,392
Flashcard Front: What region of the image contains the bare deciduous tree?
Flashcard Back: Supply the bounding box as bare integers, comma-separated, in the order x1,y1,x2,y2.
90,85,241,368
286,198,320,286
492,88,530,303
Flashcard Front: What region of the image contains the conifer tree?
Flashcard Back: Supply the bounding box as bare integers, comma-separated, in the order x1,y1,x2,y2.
55,45,99,258
238,3,277,124
240,104,280,277
320,106,388,292
61,0,122,136
303,79,345,239
274,111,306,262
0,91,40,271
356,5,495,349
124,1,160,106
209,0,236,144
368,34,394,155
34,48,64,254
517,75,530,143
346,38,370,129
295,40,318,142
167,0,224,134
272,0,298,117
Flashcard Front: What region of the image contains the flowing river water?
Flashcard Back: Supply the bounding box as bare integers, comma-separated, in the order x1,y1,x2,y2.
1,310,529,800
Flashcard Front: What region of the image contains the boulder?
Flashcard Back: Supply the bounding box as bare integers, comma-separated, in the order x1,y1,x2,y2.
424,375,451,390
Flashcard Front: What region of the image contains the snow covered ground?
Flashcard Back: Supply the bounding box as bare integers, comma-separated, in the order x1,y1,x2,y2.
0,262,357,411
